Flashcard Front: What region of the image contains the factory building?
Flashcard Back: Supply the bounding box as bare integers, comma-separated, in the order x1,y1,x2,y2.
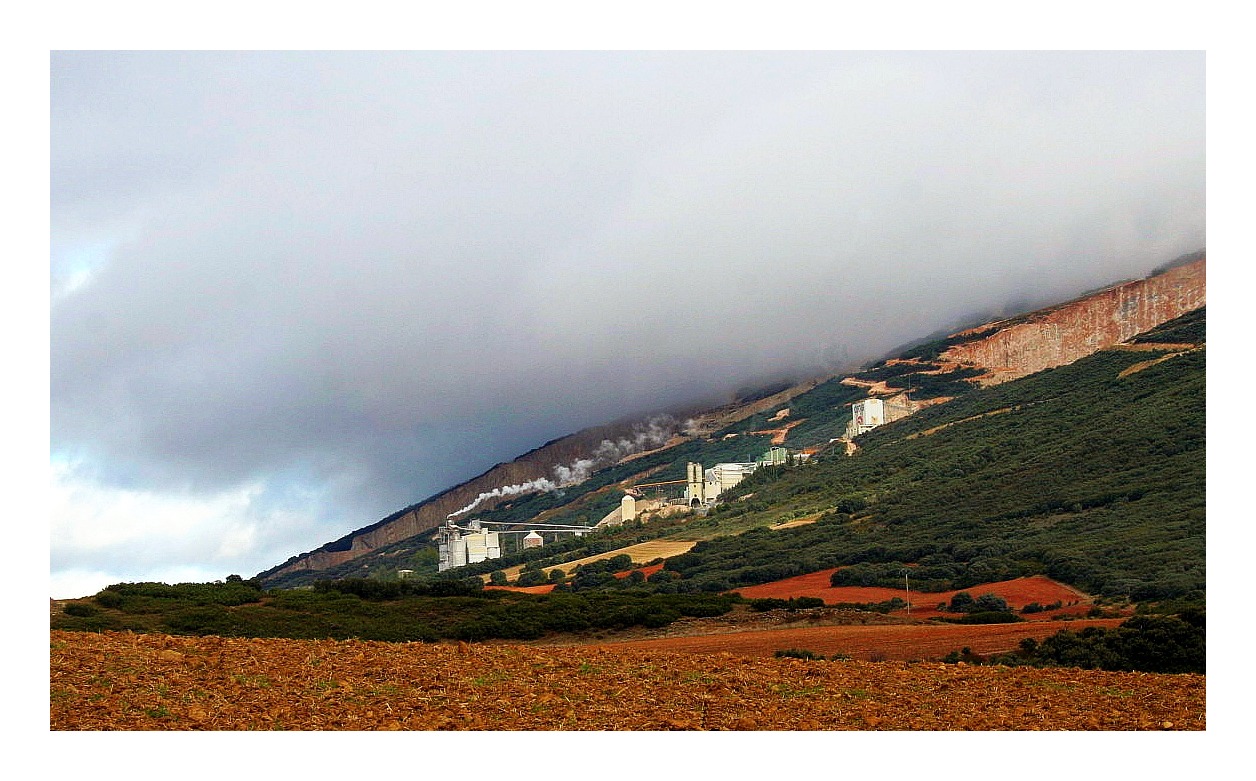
845,394,919,438
437,519,501,572
849,398,886,436
684,447,805,508
522,530,544,549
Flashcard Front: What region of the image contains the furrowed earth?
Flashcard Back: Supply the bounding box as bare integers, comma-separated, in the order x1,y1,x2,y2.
51,626,1203,731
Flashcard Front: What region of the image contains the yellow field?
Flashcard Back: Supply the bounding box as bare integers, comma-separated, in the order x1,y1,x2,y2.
485,539,698,582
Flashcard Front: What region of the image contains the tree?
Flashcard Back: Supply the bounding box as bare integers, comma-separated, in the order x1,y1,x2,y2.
489,570,508,586
516,569,547,587
948,592,976,613
973,593,1010,613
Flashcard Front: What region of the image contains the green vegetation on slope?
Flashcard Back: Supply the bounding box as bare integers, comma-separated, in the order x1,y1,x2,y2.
660,341,1204,604
1130,305,1206,345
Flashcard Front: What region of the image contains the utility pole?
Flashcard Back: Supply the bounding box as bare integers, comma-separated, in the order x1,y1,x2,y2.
904,571,911,618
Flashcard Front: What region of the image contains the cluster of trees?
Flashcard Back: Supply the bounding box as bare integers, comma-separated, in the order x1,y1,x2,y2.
52,577,742,643
942,591,1010,613
313,577,486,599
947,611,1204,674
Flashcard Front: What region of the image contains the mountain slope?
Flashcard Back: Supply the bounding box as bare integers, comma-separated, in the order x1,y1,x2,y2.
258,251,1205,589
258,380,825,583
664,328,1205,602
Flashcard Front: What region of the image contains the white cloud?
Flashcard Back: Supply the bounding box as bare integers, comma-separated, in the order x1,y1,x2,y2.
50,460,315,596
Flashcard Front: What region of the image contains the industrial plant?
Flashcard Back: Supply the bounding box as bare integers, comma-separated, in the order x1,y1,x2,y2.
436,518,592,572
435,398,917,574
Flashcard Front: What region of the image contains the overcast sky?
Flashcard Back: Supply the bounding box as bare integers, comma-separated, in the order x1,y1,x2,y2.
49,50,1205,598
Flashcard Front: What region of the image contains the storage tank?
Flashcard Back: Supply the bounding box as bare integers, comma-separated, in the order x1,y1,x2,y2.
621,494,637,522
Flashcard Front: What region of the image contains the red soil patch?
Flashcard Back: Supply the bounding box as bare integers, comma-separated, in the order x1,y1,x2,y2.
584,618,1126,662
614,563,664,580
733,573,1092,621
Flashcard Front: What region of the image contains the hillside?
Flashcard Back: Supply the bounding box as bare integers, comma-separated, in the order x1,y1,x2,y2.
257,252,1205,592
259,379,826,584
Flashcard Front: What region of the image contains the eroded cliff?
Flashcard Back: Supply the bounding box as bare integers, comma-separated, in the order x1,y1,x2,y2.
942,256,1205,385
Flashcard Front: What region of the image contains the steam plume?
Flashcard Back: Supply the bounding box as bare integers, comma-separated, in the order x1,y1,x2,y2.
446,416,680,518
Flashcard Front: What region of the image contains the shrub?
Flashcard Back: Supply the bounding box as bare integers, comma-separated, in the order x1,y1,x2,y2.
515,570,547,587
774,648,823,660
164,605,235,635
94,591,123,609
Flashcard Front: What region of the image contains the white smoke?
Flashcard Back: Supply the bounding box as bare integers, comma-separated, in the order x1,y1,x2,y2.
446,477,559,519
446,415,682,519
552,459,598,487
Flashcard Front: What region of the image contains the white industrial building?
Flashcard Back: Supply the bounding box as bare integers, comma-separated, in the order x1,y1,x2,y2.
438,519,592,572
681,447,812,508
684,461,750,507
437,520,501,572
849,397,887,436
846,394,918,438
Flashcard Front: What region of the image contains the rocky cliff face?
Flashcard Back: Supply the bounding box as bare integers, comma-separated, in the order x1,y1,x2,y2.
941,256,1205,385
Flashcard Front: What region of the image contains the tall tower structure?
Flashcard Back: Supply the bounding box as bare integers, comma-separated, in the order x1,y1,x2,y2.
686,462,706,507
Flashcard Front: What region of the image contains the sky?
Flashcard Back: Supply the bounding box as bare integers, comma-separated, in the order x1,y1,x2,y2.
47,49,1206,599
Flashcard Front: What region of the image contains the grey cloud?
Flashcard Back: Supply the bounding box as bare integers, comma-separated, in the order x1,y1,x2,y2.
51,51,1205,570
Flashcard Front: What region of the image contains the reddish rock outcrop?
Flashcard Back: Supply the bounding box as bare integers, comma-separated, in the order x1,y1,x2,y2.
942,257,1205,385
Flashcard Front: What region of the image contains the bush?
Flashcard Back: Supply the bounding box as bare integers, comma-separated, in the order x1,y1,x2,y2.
515,570,548,587
94,591,123,609
774,648,823,660
164,605,236,635
63,602,99,618
946,592,1009,614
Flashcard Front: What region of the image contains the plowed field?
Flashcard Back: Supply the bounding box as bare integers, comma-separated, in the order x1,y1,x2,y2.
50,630,1204,731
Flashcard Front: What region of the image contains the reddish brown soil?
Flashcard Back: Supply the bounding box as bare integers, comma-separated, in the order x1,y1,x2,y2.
50,630,1204,730
615,563,664,580
734,573,1094,621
